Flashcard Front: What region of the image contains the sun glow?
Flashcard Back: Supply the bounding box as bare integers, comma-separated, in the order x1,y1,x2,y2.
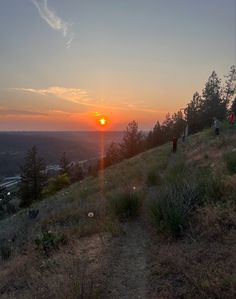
99,117,107,126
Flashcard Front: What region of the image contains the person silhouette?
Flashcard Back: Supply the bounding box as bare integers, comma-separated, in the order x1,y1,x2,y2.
229,111,235,125
213,117,220,136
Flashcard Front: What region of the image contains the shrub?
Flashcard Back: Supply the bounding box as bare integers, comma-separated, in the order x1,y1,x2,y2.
149,180,201,237
43,174,70,196
196,167,225,203
146,169,160,187
35,231,67,255
149,186,184,237
164,156,186,184
0,241,11,260
109,190,142,220
224,151,236,174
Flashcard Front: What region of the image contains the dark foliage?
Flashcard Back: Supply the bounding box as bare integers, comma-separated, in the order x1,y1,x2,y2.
18,146,46,208
59,152,71,175
120,121,144,159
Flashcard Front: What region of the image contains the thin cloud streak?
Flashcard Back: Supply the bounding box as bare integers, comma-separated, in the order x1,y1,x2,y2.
31,0,74,48
0,108,47,117
12,86,167,114
13,87,90,104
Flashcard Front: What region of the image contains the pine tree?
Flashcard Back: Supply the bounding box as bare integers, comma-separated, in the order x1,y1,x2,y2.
147,121,164,149
105,142,121,166
171,111,186,137
184,92,203,133
120,121,143,159
59,152,71,175
19,146,46,208
0,186,7,213
161,113,174,140
223,65,236,104
201,71,227,126
69,164,84,183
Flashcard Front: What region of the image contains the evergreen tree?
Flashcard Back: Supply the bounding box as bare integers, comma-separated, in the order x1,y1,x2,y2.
69,164,84,182
172,111,186,137
0,186,7,213
223,65,236,104
59,152,71,175
201,71,227,126
120,121,143,159
161,113,174,140
184,92,203,133
105,142,121,166
147,121,164,149
19,146,46,208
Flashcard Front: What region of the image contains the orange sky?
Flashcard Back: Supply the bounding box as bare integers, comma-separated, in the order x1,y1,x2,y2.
0,0,235,131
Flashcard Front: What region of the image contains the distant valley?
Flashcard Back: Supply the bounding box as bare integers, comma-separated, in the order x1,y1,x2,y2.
0,131,123,177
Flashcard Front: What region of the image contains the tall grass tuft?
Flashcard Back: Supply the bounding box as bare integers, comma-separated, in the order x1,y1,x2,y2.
149,164,226,237
0,241,11,260
224,151,236,174
149,180,200,237
196,167,225,203
146,169,160,187
109,189,142,220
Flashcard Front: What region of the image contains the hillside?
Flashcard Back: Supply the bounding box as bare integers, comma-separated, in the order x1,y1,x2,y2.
0,124,236,298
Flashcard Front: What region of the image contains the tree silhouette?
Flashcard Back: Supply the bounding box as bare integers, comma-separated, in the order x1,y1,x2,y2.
59,152,71,175
184,92,203,133
120,121,143,159
19,146,46,208
105,142,121,166
201,71,227,125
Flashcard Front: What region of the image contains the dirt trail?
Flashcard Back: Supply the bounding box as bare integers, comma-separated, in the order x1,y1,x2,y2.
102,220,149,299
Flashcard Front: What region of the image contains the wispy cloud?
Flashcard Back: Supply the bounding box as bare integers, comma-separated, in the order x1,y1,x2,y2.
13,86,91,105
12,86,167,114
0,108,47,117
31,0,74,48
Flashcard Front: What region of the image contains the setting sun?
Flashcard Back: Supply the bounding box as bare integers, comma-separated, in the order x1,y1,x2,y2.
99,117,108,126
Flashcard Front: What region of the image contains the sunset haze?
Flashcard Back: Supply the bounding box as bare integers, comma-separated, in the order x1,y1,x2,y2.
0,0,235,130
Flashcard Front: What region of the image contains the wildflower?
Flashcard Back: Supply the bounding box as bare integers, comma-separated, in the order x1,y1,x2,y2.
133,186,136,190
88,212,94,218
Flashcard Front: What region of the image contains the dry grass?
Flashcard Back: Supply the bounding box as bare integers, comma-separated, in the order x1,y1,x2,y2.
0,234,106,299
147,236,236,298
191,203,236,241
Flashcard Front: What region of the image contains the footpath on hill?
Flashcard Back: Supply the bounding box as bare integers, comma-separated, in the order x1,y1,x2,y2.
100,220,150,299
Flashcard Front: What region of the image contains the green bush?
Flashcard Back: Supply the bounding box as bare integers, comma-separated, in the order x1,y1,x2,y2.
149,165,226,237
224,151,236,174
146,169,160,187
196,167,224,202
149,186,184,237
35,231,67,255
0,241,11,260
149,179,201,237
164,156,186,184
43,174,70,196
109,190,142,220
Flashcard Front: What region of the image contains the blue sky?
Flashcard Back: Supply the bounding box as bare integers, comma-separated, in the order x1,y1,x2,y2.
0,0,235,130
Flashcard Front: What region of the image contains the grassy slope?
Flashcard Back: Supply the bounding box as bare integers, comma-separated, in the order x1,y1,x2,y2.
0,124,236,298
